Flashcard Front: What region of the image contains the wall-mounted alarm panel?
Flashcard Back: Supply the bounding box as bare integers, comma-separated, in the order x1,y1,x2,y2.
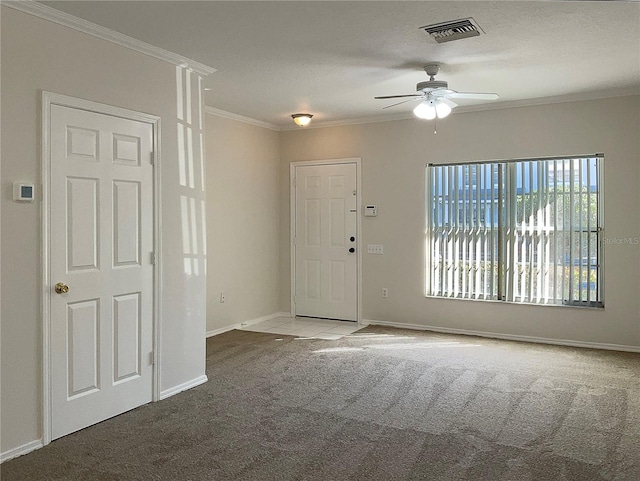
13,182,35,202
364,205,377,217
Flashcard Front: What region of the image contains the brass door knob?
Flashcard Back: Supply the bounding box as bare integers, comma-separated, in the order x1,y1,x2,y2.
55,282,69,294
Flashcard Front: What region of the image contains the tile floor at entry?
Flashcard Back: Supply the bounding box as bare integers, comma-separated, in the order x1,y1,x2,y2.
239,316,362,339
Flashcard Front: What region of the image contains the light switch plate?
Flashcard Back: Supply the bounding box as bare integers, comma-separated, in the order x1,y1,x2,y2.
367,244,383,254
364,205,377,216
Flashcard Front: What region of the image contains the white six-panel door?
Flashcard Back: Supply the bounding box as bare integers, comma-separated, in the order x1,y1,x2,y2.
50,105,154,439
294,163,357,321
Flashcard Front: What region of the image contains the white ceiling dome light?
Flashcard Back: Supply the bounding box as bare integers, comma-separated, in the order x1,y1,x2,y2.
291,113,313,127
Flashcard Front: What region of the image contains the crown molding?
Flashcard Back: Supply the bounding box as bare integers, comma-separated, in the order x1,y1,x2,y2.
450,87,640,115
280,112,415,131
281,87,640,130
206,88,640,133
3,0,216,76
204,106,281,131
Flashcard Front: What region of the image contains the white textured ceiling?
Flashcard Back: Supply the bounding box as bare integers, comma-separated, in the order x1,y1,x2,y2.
42,1,640,128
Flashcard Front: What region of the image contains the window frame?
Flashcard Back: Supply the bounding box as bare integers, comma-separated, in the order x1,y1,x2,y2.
425,154,605,308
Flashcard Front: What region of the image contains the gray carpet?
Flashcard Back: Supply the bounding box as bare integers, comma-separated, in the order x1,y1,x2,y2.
2,326,639,480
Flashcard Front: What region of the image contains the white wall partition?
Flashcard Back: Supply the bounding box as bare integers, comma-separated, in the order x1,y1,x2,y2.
1,6,208,458
204,113,281,335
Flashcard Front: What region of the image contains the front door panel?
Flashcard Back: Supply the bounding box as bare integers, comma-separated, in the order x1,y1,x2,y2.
294,163,357,321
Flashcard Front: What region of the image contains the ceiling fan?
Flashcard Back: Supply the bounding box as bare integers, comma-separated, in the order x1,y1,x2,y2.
375,64,499,119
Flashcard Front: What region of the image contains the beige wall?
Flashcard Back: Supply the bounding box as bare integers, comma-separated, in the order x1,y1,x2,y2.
2,2,638,461
205,114,281,333
1,7,206,455
280,96,640,347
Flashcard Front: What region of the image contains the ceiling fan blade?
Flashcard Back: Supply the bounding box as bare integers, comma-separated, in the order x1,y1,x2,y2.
440,97,458,109
382,97,422,109
374,94,422,100
446,92,500,100
429,88,456,97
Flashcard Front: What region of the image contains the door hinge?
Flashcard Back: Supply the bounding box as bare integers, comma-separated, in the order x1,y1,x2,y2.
150,252,156,265
149,351,156,365
150,152,155,165
293,177,296,187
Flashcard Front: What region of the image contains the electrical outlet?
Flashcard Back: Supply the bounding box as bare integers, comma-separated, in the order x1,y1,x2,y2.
220,292,225,303
382,288,388,298
367,244,384,255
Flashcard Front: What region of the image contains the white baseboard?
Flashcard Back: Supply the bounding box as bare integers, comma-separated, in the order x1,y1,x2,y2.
206,311,291,338
0,439,43,464
206,324,237,338
2,376,210,462
159,375,208,400
363,319,640,353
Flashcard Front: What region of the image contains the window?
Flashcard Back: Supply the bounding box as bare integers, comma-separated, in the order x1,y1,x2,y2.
426,155,603,307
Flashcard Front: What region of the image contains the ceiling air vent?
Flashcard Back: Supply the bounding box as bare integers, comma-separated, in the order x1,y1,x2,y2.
420,18,484,43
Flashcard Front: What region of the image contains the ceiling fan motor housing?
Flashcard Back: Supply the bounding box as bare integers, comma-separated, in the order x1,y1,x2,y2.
417,80,448,92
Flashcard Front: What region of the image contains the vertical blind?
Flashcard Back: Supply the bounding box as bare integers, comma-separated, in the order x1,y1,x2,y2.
426,155,603,307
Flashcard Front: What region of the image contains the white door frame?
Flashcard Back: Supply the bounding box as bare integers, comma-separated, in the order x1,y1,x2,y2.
290,158,362,324
40,91,162,445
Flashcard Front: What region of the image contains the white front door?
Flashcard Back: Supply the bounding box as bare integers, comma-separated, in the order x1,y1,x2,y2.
294,162,357,321
50,105,154,440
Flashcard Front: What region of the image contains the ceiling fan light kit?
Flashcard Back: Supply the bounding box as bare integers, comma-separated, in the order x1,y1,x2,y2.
413,100,436,120
435,100,452,118
291,113,313,127
413,97,451,120
375,63,499,123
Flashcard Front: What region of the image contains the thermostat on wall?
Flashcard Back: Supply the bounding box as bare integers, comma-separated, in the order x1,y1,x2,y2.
364,205,377,217
13,182,35,202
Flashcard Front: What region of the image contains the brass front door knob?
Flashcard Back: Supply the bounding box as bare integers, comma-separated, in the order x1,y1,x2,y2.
55,282,69,294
